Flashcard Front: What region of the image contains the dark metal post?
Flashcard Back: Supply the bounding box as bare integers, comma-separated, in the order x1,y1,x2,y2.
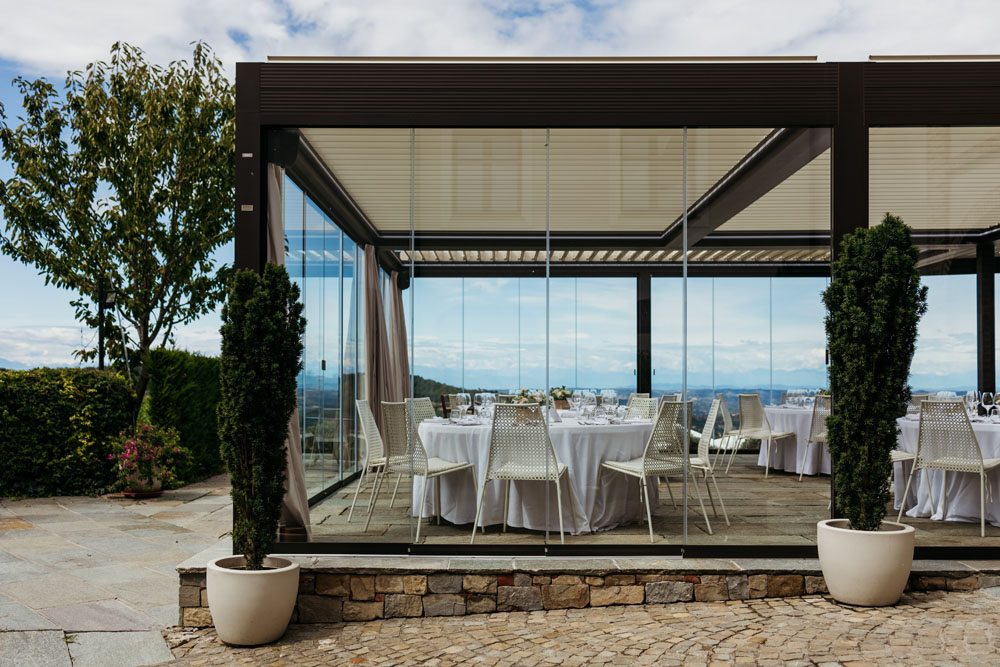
97,276,105,371
235,62,266,273
978,241,996,393
637,272,651,394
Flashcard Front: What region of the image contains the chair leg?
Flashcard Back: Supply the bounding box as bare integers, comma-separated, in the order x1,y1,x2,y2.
897,464,917,523
924,467,935,518
981,472,986,538
415,474,430,543
365,466,383,516
663,476,676,508
941,470,948,519
364,467,388,532
690,473,712,535
764,438,772,478
708,470,730,526
470,477,489,544
435,476,442,526
502,480,510,533
725,437,742,475
554,477,566,545
702,469,718,518
642,476,654,543
389,473,403,508
798,442,812,482
347,462,369,523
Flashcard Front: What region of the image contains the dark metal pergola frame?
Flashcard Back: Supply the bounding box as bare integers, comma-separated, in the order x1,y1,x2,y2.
235,58,1000,558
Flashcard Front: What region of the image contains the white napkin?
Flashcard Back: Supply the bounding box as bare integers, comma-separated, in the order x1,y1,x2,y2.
548,407,562,423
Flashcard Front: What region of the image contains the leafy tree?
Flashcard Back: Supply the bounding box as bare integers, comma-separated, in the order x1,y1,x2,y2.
823,213,928,531
218,264,305,570
0,42,234,410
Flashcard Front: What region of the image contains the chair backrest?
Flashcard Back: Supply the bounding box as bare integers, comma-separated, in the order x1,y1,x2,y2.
916,400,984,470
626,396,659,420
411,396,437,423
716,393,735,434
626,392,650,409
661,393,682,402
808,395,832,442
486,403,559,481
780,391,789,405
381,401,428,475
497,394,517,404
640,400,687,477
697,399,721,463
356,399,384,463
738,393,770,435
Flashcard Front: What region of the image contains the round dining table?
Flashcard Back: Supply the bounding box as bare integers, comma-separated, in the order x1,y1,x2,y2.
756,405,831,475
894,415,1000,527
413,417,655,534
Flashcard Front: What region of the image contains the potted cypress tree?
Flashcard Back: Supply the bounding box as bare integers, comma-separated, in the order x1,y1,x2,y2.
208,264,305,645
818,213,927,606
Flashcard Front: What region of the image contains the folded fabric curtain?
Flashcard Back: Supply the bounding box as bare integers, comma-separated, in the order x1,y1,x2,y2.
387,270,411,401
267,163,312,540
364,245,395,431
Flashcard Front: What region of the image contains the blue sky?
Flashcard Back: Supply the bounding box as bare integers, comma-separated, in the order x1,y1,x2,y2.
0,1,996,390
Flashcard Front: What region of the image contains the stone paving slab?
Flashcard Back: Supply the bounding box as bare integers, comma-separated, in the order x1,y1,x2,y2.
41,599,159,632
0,602,58,630
161,590,1000,666
67,631,174,667
0,630,71,667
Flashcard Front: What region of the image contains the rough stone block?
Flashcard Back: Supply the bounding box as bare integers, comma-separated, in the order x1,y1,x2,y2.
182,607,213,627
541,584,589,609
466,595,497,614
297,595,344,623
637,574,684,583
463,574,497,594
695,581,729,602
766,574,804,598
645,580,694,603
422,594,466,617
513,573,533,587
947,575,979,591
585,576,605,586
979,575,1000,588
497,586,543,611
403,575,428,595
179,573,205,587
200,589,208,607
350,575,375,601
604,574,635,586
427,573,463,594
298,573,315,594
532,576,551,585
316,573,350,597
178,585,201,607
589,586,644,607
343,601,383,621
727,575,749,601
804,576,828,594
384,594,422,618
497,574,514,587
375,574,404,593
550,574,583,586
914,576,946,591
748,574,767,599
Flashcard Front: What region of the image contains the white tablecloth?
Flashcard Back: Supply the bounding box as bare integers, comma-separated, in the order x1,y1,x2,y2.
756,405,831,475
414,419,654,534
894,416,1000,526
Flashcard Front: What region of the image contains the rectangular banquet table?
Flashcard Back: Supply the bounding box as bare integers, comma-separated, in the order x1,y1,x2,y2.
894,415,1000,527
414,418,655,534
756,405,831,475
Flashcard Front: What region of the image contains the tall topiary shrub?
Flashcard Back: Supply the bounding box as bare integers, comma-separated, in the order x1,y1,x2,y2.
823,213,928,531
217,264,304,570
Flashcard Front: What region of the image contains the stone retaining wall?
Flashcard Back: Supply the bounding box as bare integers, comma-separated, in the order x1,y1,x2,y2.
177,567,998,626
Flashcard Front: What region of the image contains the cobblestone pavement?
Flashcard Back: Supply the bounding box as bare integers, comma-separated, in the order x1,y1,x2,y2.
162,590,1000,666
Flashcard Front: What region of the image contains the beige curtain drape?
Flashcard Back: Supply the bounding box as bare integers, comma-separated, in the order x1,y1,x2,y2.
267,163,312,540
387,271,411,401
364,245,394,430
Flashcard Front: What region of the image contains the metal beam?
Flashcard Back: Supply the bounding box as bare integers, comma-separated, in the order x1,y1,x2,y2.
978,242,996,393
637,273,651,394
662,128,831,251
234,63,265,272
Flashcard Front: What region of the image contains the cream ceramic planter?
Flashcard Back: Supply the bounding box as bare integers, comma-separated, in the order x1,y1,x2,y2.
207,556,299,645
817,519,914,606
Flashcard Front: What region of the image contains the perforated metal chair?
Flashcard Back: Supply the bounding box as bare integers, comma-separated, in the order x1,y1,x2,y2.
626,392,650,410
661,393,682,402
733,393,795,478
348,400,387,523
713,393,741,471
374,401,474,541
689,398,730,527
625,396,659,420
906,393,933,416
897,400,1000,537
411,397,438,423
470,403,580,544
799,395,832,481
600,401,713,541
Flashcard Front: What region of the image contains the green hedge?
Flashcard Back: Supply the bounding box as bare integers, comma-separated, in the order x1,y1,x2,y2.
0,368,134,497
147,349,222,481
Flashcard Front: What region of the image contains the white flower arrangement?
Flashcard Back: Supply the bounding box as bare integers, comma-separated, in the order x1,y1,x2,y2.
549,385,571,400
514,389,546,404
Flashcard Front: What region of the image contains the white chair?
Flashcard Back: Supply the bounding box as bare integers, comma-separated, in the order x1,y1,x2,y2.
600,401,713,542
625,396,659,420
712,394,741,470
799,395,831,482
411,396,438,423
690,398,730,527
661,393,682,402
470,403,580,544
373,401,474,542
733,393,795,478
897,400,1000,537
906,393,933,416
626,392,650,410
348,400,387,523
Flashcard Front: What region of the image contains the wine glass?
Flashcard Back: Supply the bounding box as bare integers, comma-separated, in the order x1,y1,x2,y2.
569,390,583,418
965,390,978,418
456,392,471,416
981,391,994,419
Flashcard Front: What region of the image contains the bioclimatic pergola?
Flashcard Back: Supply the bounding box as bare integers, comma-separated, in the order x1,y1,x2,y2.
235,56,1000,557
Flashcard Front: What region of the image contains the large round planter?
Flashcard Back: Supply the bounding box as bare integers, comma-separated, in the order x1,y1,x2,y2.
207,556,299,646
817,519,914,606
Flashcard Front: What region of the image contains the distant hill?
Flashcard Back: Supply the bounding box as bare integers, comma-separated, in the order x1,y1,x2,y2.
0,358,29,370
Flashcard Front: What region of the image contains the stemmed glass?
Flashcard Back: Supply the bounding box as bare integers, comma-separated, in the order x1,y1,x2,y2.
569,391,583,418
601,389,619,412
982,392,995,420
455,393,471,417
965,390,979,419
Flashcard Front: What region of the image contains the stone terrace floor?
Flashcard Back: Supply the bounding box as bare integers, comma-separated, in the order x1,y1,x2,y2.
163,590,1000,666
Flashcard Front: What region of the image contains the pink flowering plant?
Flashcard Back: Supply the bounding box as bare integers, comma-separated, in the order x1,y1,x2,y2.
110,424,190,492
